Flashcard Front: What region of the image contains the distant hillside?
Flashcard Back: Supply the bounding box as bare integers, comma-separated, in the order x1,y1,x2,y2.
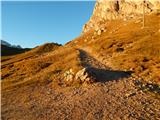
1,40,62,57
1,42,62,66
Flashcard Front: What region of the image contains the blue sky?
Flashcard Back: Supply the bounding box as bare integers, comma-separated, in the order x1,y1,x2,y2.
2,1,95,48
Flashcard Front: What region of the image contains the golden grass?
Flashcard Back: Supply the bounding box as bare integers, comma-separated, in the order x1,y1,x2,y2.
1,46,83,90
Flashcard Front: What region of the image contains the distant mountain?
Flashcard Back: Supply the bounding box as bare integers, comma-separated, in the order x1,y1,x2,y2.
1,40,30,56
1,40,22,49
1,40,12,47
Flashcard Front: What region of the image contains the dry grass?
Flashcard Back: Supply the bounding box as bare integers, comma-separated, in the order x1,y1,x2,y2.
1,46,83,90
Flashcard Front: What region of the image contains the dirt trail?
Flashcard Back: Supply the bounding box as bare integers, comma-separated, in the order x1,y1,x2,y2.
78,48,132,83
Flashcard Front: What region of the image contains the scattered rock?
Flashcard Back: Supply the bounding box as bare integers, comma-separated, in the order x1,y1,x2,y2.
96,27,107,35
97,29,102,35
84,39,88,42
125,92,136,98
134,80,160,94
134,80,143,87
64,69,74,84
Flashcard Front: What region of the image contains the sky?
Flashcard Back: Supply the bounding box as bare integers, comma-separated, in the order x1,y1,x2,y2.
2,1,95,48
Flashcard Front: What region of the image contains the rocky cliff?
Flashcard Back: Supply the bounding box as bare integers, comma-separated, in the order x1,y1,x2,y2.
83,0,160,33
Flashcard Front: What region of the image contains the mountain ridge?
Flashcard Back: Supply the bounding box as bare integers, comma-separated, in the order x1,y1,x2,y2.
1,40,22,49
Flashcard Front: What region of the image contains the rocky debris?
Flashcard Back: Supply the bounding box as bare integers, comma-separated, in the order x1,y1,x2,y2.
94,26,107,36
82,0,160,33
97,29,102,35
125,92,136,98
64,69,74,84
134,80,160,94
75,67,96,84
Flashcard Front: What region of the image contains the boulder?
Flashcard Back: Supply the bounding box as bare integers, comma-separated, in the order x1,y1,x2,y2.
75,67,96,84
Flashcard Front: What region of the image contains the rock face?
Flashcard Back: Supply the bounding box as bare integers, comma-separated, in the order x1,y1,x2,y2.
83,0,160,33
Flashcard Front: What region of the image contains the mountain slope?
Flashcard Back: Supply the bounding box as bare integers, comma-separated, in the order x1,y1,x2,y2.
1,1,160,120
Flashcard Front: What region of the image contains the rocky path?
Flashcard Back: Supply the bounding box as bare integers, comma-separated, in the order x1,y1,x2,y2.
2,48,160,120
78,48,132,82
78,49,107,69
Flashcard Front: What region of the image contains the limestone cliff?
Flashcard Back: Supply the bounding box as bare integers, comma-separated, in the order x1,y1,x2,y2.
83,0,160,33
